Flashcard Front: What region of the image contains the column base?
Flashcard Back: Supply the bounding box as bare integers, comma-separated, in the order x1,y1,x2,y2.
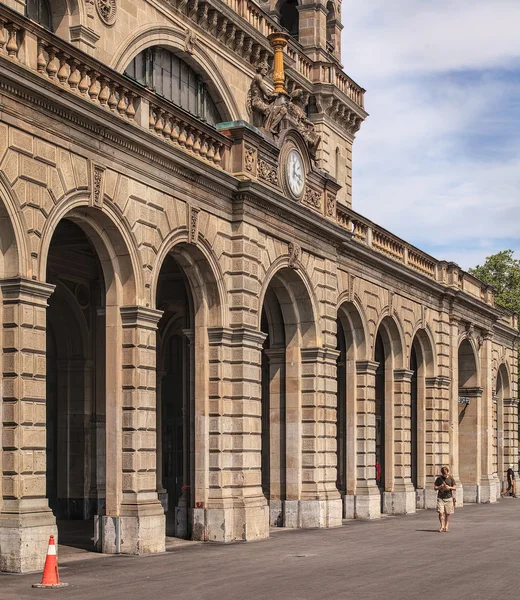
343,494,356,519
415,488,425,509
425,488,438,510
192,501,269,542
96,504,166,555
283,499,342,528
353,493,381,519
382,489,416,515
462,484,478,503
269,500,283,527
0,511,57,573
478,476,498,504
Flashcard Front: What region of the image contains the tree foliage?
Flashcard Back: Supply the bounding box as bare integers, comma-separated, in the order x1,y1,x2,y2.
469,250,520,316
469,250,520,404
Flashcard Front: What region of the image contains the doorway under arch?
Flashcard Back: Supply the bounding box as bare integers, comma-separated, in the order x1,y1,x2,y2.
457,339,480,502
45,219,106,550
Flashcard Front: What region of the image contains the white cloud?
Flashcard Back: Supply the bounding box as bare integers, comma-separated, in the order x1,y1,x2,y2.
342,0,520,270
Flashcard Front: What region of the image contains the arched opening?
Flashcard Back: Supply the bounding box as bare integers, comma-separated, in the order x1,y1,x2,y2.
495,364,510,492
410,344,418,489
457,339,480,500
279,0,299,40
154,242,222,539
46,219,106,550
374,316,406,512
124,47,223,125
26,0,53,31
260,267,317,527
374,332,386,493
156,254,193,538
336,302,366,515
408,330,433,506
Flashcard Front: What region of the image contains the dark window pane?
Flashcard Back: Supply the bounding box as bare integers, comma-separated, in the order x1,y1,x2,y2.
123,46,222,123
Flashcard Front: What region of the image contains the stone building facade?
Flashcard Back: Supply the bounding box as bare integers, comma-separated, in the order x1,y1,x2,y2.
0,0,517,574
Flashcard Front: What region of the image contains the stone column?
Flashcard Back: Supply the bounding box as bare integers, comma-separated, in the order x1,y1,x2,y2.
264,348,286,527
99,306,165,555
296,347,342,528
155,369,167,509
0,278,56,573
448,318,464,506
424,376,451,509
388,369,415,514
503,398,519,483
479,332,497,503
459,387,483,503
353,360,381,519
194,328,268,542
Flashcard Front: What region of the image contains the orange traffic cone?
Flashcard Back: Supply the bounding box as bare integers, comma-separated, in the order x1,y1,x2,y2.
32,535,69,589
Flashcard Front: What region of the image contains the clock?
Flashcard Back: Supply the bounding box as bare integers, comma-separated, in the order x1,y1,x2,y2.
286,148,305,198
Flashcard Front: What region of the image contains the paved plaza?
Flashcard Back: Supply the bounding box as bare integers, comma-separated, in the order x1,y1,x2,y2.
2,499,518,600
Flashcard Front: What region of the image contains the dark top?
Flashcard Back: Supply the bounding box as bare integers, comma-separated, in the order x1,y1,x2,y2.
435,475,455,499
507,468,515,482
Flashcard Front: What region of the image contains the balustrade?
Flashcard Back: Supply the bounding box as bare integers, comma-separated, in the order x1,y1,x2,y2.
0,5,230,170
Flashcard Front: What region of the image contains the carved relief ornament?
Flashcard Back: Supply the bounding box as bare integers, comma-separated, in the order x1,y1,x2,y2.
288,242,301,269
96,0,117,25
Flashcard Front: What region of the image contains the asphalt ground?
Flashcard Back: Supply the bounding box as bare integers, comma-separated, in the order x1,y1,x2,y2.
2,497,519,600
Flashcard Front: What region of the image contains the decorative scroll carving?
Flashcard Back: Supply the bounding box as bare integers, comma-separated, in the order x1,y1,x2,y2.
302,186,321,209
188,205,199,244
258,158,277,185
95,0,117,25
244,145,257,174
246,60,287,135
91,163,105,208
184,29,197,54
288,242,301,269
326,192,336,218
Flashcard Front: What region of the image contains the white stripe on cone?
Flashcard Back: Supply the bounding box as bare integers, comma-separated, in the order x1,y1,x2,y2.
47,544,56,556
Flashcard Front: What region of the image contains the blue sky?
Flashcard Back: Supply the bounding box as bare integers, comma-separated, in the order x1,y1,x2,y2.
341,0,520,270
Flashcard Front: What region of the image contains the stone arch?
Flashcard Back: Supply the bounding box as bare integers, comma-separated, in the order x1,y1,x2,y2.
457,337,481,501
409,328,435,496
38,195,141,306
0,176,30,279
495,362,511,490
258,259,321,349
110,25,240,122
151,229,227,330
336,300,368,505
373,314,405,501
458,338,479,389
374,313,405,369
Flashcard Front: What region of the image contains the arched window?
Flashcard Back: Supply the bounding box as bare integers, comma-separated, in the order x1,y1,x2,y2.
124,47,222,126
279,0,299,40
26,0,53,31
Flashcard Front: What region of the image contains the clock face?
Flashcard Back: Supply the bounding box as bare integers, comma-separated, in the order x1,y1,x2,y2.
286,149,305,198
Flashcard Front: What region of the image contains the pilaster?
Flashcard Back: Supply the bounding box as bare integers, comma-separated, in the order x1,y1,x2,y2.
193,327,268,542
386,369,415,515
98,306,165,555
479,332,497,503
424,376,451,509
352,360,380,519
0,278,56,573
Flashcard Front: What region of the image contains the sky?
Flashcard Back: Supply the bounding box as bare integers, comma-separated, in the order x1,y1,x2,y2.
341,0,520,270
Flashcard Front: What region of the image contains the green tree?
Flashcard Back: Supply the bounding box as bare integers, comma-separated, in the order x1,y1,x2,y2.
469,250,520,315
469,249,520,408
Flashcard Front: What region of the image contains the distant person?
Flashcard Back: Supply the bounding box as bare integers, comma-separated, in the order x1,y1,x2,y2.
502,465,517,498
434,466,456,532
